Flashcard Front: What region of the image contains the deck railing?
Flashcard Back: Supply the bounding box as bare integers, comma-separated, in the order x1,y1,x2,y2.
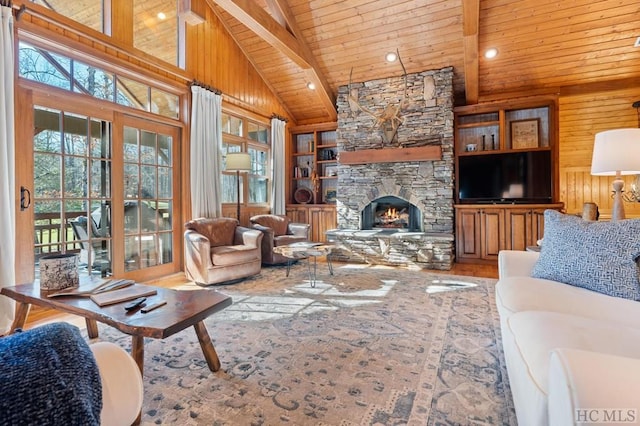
34,211,85,260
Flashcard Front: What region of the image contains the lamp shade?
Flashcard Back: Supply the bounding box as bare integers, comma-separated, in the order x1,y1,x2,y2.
226,152,251,171
591,128,640,176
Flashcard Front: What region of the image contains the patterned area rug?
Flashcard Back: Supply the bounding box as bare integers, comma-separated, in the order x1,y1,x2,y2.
95,263,516,425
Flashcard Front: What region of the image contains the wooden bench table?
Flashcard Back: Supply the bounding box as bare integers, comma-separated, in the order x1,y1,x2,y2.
1,283,232,374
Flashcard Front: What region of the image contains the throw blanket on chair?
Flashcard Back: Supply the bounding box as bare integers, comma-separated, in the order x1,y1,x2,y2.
0,322,102,425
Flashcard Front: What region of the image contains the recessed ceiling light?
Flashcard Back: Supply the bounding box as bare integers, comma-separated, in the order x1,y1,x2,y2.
385,52,398,62
157,12,166,20
484,48,498,59
307,82,316,90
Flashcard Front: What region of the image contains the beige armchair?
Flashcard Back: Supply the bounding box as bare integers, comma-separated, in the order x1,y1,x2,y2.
249,214,310,265
184,217,263,285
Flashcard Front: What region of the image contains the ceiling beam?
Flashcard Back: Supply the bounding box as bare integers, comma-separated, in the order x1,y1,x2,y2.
264,0,336,120
264,0,287,28
462,0,479,105
206,4,297,123
208,0,307,67
208,0,337,121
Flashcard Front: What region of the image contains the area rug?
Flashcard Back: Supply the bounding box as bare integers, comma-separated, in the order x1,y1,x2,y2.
95,264,517,425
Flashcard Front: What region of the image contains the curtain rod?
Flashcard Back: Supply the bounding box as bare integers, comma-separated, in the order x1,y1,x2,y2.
190,80,221,95
7,3,26,20
270,113,288,123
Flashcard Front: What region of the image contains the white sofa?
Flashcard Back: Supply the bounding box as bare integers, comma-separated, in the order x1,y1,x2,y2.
91,341,144,426
496,250,640,426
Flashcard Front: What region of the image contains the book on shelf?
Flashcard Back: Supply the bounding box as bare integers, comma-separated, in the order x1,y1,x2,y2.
90,285,158,307
47,279,135,298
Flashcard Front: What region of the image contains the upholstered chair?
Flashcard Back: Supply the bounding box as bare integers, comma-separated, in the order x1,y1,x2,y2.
249,214,310,265
184,217,263,285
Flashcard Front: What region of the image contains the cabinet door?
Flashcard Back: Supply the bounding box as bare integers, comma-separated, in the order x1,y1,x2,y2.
455,209,482,260
505,208,534,251
531,209,547,243
480,208,505,260
308,206,337,242
286,205,336,242
286,206,308,224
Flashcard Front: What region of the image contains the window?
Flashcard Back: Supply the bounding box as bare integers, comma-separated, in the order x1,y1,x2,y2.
31,0,105,33
221,114,270,206
33,107,113,277
19,42,180,119
247,122,268,144
222,114,243,136
133,0,179,66
249,147,268,203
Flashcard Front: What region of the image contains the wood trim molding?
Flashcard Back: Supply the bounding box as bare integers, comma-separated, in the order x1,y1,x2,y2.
462,0,479,105
338,146,442,165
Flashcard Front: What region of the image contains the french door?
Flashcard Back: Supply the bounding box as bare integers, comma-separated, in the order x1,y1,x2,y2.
18,94,182,282
115,115,180,280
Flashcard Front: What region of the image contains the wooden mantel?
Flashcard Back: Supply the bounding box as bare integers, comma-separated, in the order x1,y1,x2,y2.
338,146,442,165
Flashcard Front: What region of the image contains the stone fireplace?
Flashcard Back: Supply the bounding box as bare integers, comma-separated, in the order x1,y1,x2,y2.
361,196,422,231
327,67,455,269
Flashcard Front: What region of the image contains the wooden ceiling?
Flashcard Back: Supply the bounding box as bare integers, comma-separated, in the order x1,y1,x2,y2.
29,0,640,126
205,0,640,125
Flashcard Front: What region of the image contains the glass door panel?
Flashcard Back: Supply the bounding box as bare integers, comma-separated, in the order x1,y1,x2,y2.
33,106,112,277
122,121,176,273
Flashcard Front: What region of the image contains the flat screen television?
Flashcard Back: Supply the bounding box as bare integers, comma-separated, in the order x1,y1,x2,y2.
458,151,552,203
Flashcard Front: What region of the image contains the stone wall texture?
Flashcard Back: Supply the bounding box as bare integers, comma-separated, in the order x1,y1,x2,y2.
336,67,454,269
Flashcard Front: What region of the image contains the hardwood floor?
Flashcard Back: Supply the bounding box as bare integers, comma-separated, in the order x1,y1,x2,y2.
17,261,498,330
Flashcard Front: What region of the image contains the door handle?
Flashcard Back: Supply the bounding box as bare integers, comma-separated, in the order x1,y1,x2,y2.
20,186,31,211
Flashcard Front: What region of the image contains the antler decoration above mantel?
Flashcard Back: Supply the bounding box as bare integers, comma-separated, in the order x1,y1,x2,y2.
348,49,409,148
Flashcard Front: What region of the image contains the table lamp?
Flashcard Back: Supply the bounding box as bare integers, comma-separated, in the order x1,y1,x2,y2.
591,128,640,221
225,152,251,221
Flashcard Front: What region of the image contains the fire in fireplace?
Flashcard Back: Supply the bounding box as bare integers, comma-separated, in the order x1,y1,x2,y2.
361,196,422,232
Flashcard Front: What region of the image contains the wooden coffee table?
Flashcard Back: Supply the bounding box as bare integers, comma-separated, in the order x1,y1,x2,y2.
1,283,232,374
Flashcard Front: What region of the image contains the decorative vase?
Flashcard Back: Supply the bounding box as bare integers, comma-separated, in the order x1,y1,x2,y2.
39,253,79,292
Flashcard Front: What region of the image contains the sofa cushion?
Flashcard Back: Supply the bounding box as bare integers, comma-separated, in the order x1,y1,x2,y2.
274,235,307,246
185,218,237,247
531,210,640,300
212,245,259,266
251,215,289,236
496,276,640,329
507,311,640,396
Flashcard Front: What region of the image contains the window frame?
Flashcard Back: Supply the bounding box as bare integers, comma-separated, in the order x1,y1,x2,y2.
221,112,271,208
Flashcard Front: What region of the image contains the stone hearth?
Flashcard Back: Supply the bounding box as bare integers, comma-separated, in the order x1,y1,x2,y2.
329,67,455,269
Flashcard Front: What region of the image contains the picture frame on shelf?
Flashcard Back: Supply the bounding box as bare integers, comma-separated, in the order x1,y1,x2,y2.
324,188,337,203
325,165,338,177
511,118,540,149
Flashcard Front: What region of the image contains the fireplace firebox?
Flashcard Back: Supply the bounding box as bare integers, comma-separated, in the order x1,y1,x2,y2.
361,196,422,232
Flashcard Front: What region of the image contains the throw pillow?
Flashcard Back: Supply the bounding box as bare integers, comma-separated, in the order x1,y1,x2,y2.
531,210,640,300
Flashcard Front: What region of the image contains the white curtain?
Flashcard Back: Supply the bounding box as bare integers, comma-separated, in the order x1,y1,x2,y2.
0,4,15,333
271,117,286,214
190,85,223,218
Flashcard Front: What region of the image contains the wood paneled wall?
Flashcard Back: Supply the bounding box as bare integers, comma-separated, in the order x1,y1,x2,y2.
559,88,640,218
185,8,290,121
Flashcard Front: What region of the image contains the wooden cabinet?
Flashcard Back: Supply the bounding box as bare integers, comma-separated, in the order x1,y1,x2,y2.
286,205,336,242
455,207,505,262
455,204,563,263
504,208,547,251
